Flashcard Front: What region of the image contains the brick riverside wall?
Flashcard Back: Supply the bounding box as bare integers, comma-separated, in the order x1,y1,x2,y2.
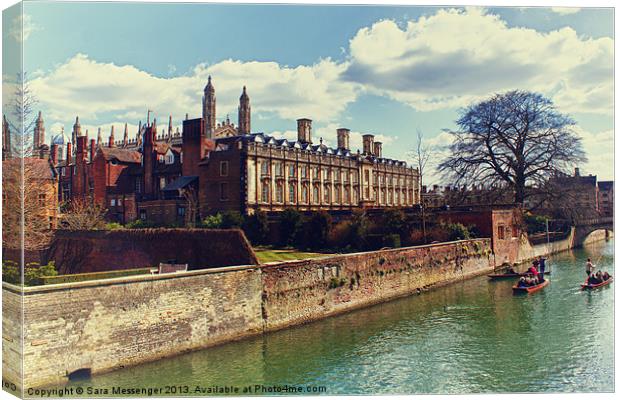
2,239,492,389
517,228,575,263
2,288,23,395
261,239,493,331
3,266,263,389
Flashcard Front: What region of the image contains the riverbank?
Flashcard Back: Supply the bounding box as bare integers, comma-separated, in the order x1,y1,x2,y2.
3,239,493,391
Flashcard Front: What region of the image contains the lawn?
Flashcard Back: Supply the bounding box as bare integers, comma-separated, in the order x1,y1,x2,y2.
254,248,327,263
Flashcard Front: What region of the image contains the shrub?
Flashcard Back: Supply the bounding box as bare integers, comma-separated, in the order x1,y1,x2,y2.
3,261,58,286
201,213,224,229
383,234,401,248
524,213,549,234
279,208,303,246
408,229,426,245
220,211,244,229
299,211,332,250
445,223,471,241
327,220,353,249
105,222,125,230
382,209,406,235
2,261,20,284
125,219,159,229
242,211,269,245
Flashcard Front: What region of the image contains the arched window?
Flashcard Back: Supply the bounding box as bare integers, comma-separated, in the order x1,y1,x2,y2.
276,182,284,203
313,185,319,204
344,186,350,204
302,184,309,204
324,185,330,203
289,183,296,203
261,182,270,203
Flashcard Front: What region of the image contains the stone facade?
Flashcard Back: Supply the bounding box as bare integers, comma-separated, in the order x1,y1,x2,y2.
2,239,492,390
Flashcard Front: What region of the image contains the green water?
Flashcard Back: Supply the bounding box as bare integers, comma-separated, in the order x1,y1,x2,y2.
59,240,614,395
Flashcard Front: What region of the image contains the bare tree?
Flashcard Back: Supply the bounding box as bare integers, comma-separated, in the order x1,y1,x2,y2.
410,129,435,242
180,186,199,228
4,72,38,158
438,90,586,205
2,159,56,250
59,198,107,230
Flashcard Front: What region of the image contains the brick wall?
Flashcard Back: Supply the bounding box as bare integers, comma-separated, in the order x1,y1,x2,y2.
261,239,493,331
44,229,259,274
2,239,493,389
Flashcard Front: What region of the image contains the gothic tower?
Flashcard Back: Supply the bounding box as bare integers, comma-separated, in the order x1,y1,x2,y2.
33,111,45,151
202,76,216,138
238,86,251,135
97,127,102,146
2,114,10,160
72,116,82,151
108,125,116,147
123,123,129,146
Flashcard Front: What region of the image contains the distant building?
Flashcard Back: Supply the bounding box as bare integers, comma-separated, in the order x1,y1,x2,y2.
21,77,419,226
598,181,613,217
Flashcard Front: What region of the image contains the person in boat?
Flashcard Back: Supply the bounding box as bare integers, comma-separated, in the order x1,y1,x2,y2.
589,272,602,285
527,262,539,277
586,258,595,277
602,271,611,281
538,256,547,282
505,266,518,274
518,277,528,287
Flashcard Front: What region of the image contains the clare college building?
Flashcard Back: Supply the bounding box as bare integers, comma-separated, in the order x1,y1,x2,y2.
7,77,420,225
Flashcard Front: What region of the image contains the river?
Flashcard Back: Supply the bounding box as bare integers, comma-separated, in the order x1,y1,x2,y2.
60,239,614,395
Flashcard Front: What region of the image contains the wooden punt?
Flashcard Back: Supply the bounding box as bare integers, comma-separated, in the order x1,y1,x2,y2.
581,277,613,290
488,271,550,280
512,279,550,294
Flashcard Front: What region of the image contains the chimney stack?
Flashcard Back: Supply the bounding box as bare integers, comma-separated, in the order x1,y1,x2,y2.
373,142,383,158
362,134,375,155
66,142,72,162
90,139,96,162
50,143,59,165
297,118,312,144
336,128,350,151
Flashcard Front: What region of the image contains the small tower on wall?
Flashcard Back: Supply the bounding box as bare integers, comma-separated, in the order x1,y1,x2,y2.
238,86,251,135
33,111,45,152
108,126,116,147
123,123,129,147
202,76,216,138
167,115,173,140
97,127,102,146
3,114,11,160
72,116,82,151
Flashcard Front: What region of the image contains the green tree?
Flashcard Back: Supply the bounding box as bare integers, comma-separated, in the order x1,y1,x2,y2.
220,211,244,229
300,211,332,250
201,213,224,229
242,211,270,245
279,208,303,246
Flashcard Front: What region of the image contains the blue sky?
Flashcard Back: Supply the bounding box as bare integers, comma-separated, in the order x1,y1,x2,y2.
2,3,614,182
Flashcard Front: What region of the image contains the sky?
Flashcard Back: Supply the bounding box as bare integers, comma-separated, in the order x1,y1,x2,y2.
2,2,614,183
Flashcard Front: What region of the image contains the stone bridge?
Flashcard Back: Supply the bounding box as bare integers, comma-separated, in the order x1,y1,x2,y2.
573,217,614,246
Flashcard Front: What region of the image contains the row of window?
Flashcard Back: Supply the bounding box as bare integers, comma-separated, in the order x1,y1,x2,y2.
255,161,363,183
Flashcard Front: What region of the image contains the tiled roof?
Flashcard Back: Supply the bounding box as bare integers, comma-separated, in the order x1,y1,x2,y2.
99,147,141,164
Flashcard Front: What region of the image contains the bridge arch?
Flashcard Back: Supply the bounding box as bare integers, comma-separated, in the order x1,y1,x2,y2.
573,217,613,247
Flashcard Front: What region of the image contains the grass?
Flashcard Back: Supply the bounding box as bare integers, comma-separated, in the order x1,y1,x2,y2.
254,248,327,263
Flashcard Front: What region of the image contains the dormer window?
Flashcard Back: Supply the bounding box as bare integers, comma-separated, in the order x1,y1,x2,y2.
165,150,174,165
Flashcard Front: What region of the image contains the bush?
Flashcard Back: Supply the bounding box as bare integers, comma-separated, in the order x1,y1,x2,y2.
105,222,125,230
408,229,426,245
201,213,224,229
299,211,332,250
383,234,401,248
279,208,303,246
3,261,58,286
221,211,244,229
2,261,20,284
382,209,406,235
242,211,269,245
524,213,549,234
445,223,471,241
125,219,159,229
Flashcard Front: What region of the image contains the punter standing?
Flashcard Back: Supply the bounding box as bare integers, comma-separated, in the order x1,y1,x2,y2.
538,256,547,282
586,258,595,277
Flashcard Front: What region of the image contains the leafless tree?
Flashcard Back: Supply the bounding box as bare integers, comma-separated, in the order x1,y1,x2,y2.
2,159,55,250
438,91,587,206
409,129,436,242
180,185,199,228
59,197,107,230
4,72,38,158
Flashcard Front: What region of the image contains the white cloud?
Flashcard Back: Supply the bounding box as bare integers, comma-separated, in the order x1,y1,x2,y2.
572,126,614,180
550,7,581,15
343,8,612,114
30,54,360,131
9,14,40,43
